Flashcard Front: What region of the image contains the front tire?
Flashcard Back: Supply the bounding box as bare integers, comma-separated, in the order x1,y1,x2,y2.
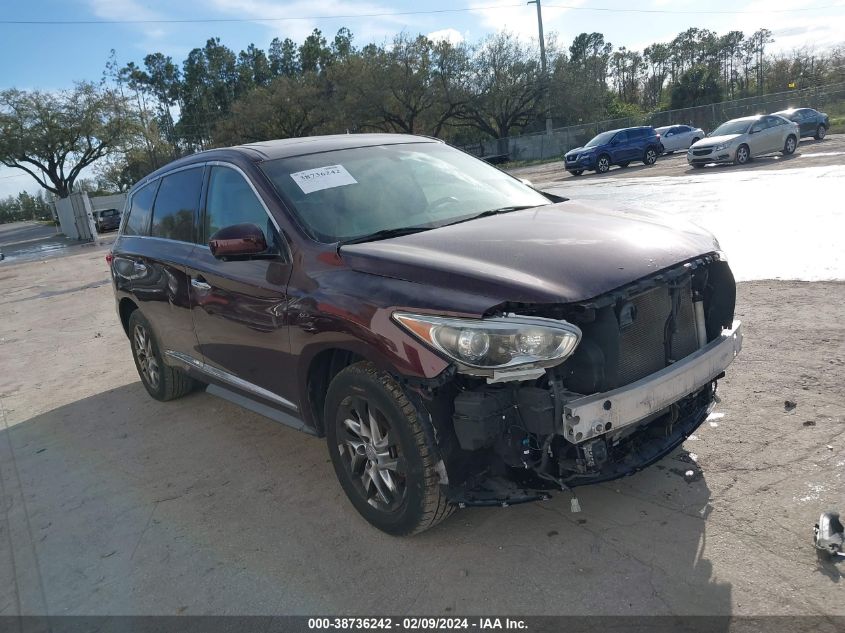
569,170,584,176
128,310,195,401
734,144,750,165
595,154,611,173
815,125,826,140
643,147,658,165
782,135,797,155
325,362,454,535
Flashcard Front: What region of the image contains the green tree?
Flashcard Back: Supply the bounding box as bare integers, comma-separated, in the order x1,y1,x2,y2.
669,65,723,109
0,83,135,198
269,37,299,77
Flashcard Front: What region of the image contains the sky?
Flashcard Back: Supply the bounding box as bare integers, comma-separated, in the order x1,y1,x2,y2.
1,0,844,197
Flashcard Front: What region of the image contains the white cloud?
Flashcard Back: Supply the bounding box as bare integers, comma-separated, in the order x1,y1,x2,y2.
88,0,168,44
427,28,464,45
468,0,586,42
736,0,845,51
209,0,416,45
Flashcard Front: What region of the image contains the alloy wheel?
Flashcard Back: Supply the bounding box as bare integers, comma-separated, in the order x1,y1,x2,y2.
818,126,826,140
736,146,749,164
337,396,406,511
133,324,160,390
645,149,657,164
786,137,796,153
597,157,610,173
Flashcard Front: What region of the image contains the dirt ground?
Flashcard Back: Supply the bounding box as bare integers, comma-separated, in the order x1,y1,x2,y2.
510,134,845,185
1,246,843,616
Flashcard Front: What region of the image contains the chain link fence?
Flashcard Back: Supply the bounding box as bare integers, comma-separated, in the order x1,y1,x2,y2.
461,82,845,163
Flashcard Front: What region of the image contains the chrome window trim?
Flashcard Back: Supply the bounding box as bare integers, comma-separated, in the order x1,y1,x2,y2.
164,350,299,412
119,160,291,261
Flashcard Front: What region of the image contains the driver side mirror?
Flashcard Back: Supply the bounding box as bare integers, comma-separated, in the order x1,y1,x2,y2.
209,223,267,259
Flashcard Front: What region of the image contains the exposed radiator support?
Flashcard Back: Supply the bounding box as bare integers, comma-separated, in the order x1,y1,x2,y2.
693,299,707,348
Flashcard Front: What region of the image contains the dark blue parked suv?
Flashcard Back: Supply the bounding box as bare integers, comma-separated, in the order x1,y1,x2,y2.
564,126,662,176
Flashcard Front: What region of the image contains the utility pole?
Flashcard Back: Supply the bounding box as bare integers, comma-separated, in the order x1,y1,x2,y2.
527,0,553,134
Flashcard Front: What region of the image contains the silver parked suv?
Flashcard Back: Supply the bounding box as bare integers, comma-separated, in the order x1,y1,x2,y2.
687,114,799,168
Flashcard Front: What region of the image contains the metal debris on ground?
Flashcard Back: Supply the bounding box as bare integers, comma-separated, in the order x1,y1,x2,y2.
814,512,845,560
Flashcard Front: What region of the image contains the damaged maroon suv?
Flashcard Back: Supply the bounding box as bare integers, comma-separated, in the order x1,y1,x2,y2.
109,134,742,535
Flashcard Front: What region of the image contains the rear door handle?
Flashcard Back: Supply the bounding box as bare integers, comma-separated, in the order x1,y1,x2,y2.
191,277,211,291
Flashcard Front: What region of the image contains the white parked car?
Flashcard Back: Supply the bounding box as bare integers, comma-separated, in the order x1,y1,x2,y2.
655,125,705,153
687,114,799,167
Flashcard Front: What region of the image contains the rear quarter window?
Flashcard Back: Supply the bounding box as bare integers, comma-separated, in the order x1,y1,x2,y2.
123,181,158,236
150,168,203,242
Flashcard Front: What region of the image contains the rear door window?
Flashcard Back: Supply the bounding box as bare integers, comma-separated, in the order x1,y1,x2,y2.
614,130,629,144
150,167,203,243
123,181,158,236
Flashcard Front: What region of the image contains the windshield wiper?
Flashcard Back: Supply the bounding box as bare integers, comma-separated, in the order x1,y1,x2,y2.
440,205,539,228
337,226,432,246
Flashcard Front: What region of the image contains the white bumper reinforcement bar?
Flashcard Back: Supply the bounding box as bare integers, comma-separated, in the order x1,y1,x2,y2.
562,320,742,444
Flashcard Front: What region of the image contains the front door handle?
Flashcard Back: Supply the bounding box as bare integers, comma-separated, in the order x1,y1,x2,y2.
191,277,211,291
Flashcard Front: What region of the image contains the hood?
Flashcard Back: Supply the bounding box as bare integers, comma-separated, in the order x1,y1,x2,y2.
340,202,720,306
565,146,589,156
693,133,742,148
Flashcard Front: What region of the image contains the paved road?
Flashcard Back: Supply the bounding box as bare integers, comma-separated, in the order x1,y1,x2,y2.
0,221,60,246
0,221,116,265
542,165,845,282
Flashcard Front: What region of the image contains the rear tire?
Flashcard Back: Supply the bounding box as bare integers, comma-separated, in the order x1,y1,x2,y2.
782,135,797,155
815,125,826,140
325,361,454,535
128,311,195,401
734,144,750,165
643,147,658,165
691,137,700,145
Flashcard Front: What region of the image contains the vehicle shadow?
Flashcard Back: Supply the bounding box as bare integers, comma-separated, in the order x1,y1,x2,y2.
682,151,804,175
566,162,661,180
0,382,731,617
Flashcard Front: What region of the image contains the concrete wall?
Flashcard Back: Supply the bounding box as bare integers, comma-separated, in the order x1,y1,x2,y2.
55,192,97,241
89,193,127,213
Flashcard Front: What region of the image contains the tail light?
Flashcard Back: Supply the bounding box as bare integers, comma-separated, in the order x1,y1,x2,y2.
105,252,114,265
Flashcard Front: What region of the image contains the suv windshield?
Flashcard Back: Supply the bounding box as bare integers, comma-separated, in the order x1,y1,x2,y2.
710,120,753,136
260,142,551,243
585,131,616,147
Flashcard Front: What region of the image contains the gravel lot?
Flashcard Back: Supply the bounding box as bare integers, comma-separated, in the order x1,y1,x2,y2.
1,152,844,617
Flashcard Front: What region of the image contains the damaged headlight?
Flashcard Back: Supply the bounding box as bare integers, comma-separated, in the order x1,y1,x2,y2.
393,313,581,376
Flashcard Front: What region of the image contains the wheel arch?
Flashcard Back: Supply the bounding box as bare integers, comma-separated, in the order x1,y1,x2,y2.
302,346,369,436
118,297,139,337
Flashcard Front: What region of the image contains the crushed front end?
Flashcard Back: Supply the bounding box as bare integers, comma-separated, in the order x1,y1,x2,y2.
418,254,741,506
